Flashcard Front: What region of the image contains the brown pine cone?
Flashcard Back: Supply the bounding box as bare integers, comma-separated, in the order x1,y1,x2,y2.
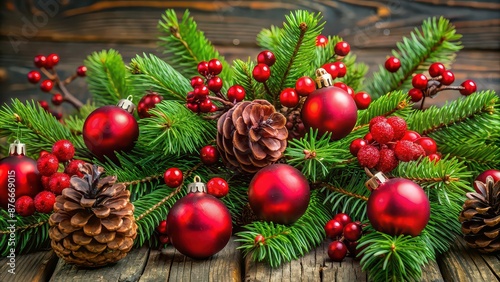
286,109,306,140
217,100,288,173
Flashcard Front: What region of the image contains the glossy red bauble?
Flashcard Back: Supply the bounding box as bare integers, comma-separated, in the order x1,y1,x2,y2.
15,196,35,217
156,220,168,235
248,164,310,225
208,76,223,93
385,57,401,73
401,130,421,142
163,168,183,188
343,222,362,242
138,92,163,118
82,105,139,160
328,241,347,262
349,138,367,156
301,86,357,140
295,76,316,97
367,176,430,236
252,63,271,82
199,98,213,113
190,76,205,88
333,213,352,226
27,70,41,83
257,50,276,66
167,190,232,259
279,88,299,108
474,169,500,193
45,53,59,68
460,80,477,96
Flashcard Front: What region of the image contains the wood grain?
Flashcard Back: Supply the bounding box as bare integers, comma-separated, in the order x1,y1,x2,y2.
0,250,58,282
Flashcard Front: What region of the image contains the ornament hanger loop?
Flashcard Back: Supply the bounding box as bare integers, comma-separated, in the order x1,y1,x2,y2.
193,175,201,183
126,95,134,101
187,175,206,193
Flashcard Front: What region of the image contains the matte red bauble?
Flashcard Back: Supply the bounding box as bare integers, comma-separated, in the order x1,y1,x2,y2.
248,164,310,225
167,176,232,259
301,68,357,140
83,97,139,160
366,173,430,237
0,140,42,209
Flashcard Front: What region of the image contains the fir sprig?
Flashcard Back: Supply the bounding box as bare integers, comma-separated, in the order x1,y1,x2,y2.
356,91,412,126
0,210,50,256
231,59,265,100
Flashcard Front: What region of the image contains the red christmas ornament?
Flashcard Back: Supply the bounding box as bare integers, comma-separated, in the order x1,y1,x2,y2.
64,159,86,178
334,41,350,56
167,176,232,259
40,80,54,92
82,96,139,161
295,76,316,97
0,140,42,209
207,59,223,75
51,93,64,106
366,173,430,237
460,80,477,96
248,164,310,225
301,68,357,140
137,92,163,118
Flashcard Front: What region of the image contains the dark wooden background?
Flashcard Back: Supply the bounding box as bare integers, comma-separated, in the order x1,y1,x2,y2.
0,0,499,114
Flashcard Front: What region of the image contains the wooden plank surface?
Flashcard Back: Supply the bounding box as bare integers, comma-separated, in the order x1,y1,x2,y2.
0,250,58,282
139,237,241,282
49,246,150,282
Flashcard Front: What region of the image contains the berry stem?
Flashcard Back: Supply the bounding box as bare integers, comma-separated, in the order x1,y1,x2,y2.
419,95,427,110
41,67,83,110
208,96,234,107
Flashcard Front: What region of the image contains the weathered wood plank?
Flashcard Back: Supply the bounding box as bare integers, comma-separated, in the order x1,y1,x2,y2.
420,260,444,282
0,250,58,282
49,246,150,282
139,237,241,282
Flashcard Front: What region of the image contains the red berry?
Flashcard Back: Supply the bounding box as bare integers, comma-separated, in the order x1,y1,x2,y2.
76,65,87,77
316,35,328,47
322,63,339,79
187,102,199,113
334,41,350,56
227,85,246,102
401,130,421,142
254,234,266,245
345,86,354,97
257,50,276,66
206,177,229,198
208,59,223,75
199,99,213,113
376,148,399,172
349,138,367,156
333,61,347,77
37,153,59,176
159,235,170,245
408,88,423,102
343,222,362,242
428,62,445,77
333,213,352,226
414,137,437,155
428,153,441,163
345,240,360,256
163,167,183,188
369,116,387,131
45,53,59,68
279,88,299,108
39,150,50,158
27,70,41,83
200,145,219,165
394,140,424,162
51,93,64,106
207,76,223,93
190,76,205,88
357,145,380,168
38,100,49,111
412,74,428,89
460,80,477,96
253,63,271,82
34,55,47,68
333,82,347,92
385,57,401,72
364,132,374,144
324,219,343,239
34,191,56,213
440,70,455,85
15,196,35,217
194,85,210,99
386,116,407,140
48,172,70,195
210,104,218,112
295,76,316,96
52,140,75,162
40,79,54,92
41,176,51,190
197,61,209,76
370,122,394,144
156,220,168,234
353,92,371,110
64,159,86,178
138,92,163,118
328,241,348,262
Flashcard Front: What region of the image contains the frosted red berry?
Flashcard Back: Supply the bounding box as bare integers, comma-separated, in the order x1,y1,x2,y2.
412,74,428,89
156,220,168,234
353,92,371,109
197,61,209,76
316,35,328,47
322,63,339,79
257,50,276,66
207,177,229,198
369,116,387,131
252,63,271,82
34,55,47,68
41,176,51,190
328,241,348,262
45,53,59,68
295,76,316,96
357,145,380,168
51,93,64,106
395,140,425,162
280,88,299,108
40,80,54,92
334,61,347,77
408,88,423,102
414,137,437,155
376,148,399,172
460,80,477,96
386,116,407,140
208,76,223,93
15,196,35,217
334,41,350,56
401,130,421,142
190,76,205,88
39,150,50,158
440,70,455,85
324,219,343,239
34,191,56,213
333,213,352,226
76,65,87,77
27,70,41,83
37,153,59,176
48,172,70,195
200,145,219,165
207,59,223,75
64,159,85,178
163,167,183,188
343,222,362,242
52,140,75,162
428,62,445,77
227,85,246,102
371,122,394,144
385,57,401,72
349,138,367,156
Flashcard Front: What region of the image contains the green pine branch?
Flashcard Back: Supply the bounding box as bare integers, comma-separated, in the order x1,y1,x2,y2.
85,49,133,106
0,210,50,256
356,90,413,126
64,103,97,136
231,59,265,100
339,59,369,93
256,25,282,52
158,9,232,86
366,17,462,98
236,190,331,267
311,35,341,71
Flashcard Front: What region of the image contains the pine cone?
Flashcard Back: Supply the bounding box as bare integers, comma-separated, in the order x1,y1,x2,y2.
217,100,288,173
49,163,137,267
459,176,500,253
286,109,306,140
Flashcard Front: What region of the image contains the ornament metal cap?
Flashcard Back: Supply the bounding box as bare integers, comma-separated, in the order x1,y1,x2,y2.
365,171,388,191
9,139,26,156
187,176,207,193
315,68,333,89
116,95,136,114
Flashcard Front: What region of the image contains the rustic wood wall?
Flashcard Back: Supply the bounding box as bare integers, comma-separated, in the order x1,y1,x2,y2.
0,0,499,112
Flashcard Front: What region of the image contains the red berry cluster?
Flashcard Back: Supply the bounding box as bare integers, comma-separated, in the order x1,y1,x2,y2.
351,116,440,173
324,213,363,262
334,81,372,110
156,220,170,245
206,177,229,198
137,91,163,118
409,62,477,105
252,50,276,83
279,76,316,108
